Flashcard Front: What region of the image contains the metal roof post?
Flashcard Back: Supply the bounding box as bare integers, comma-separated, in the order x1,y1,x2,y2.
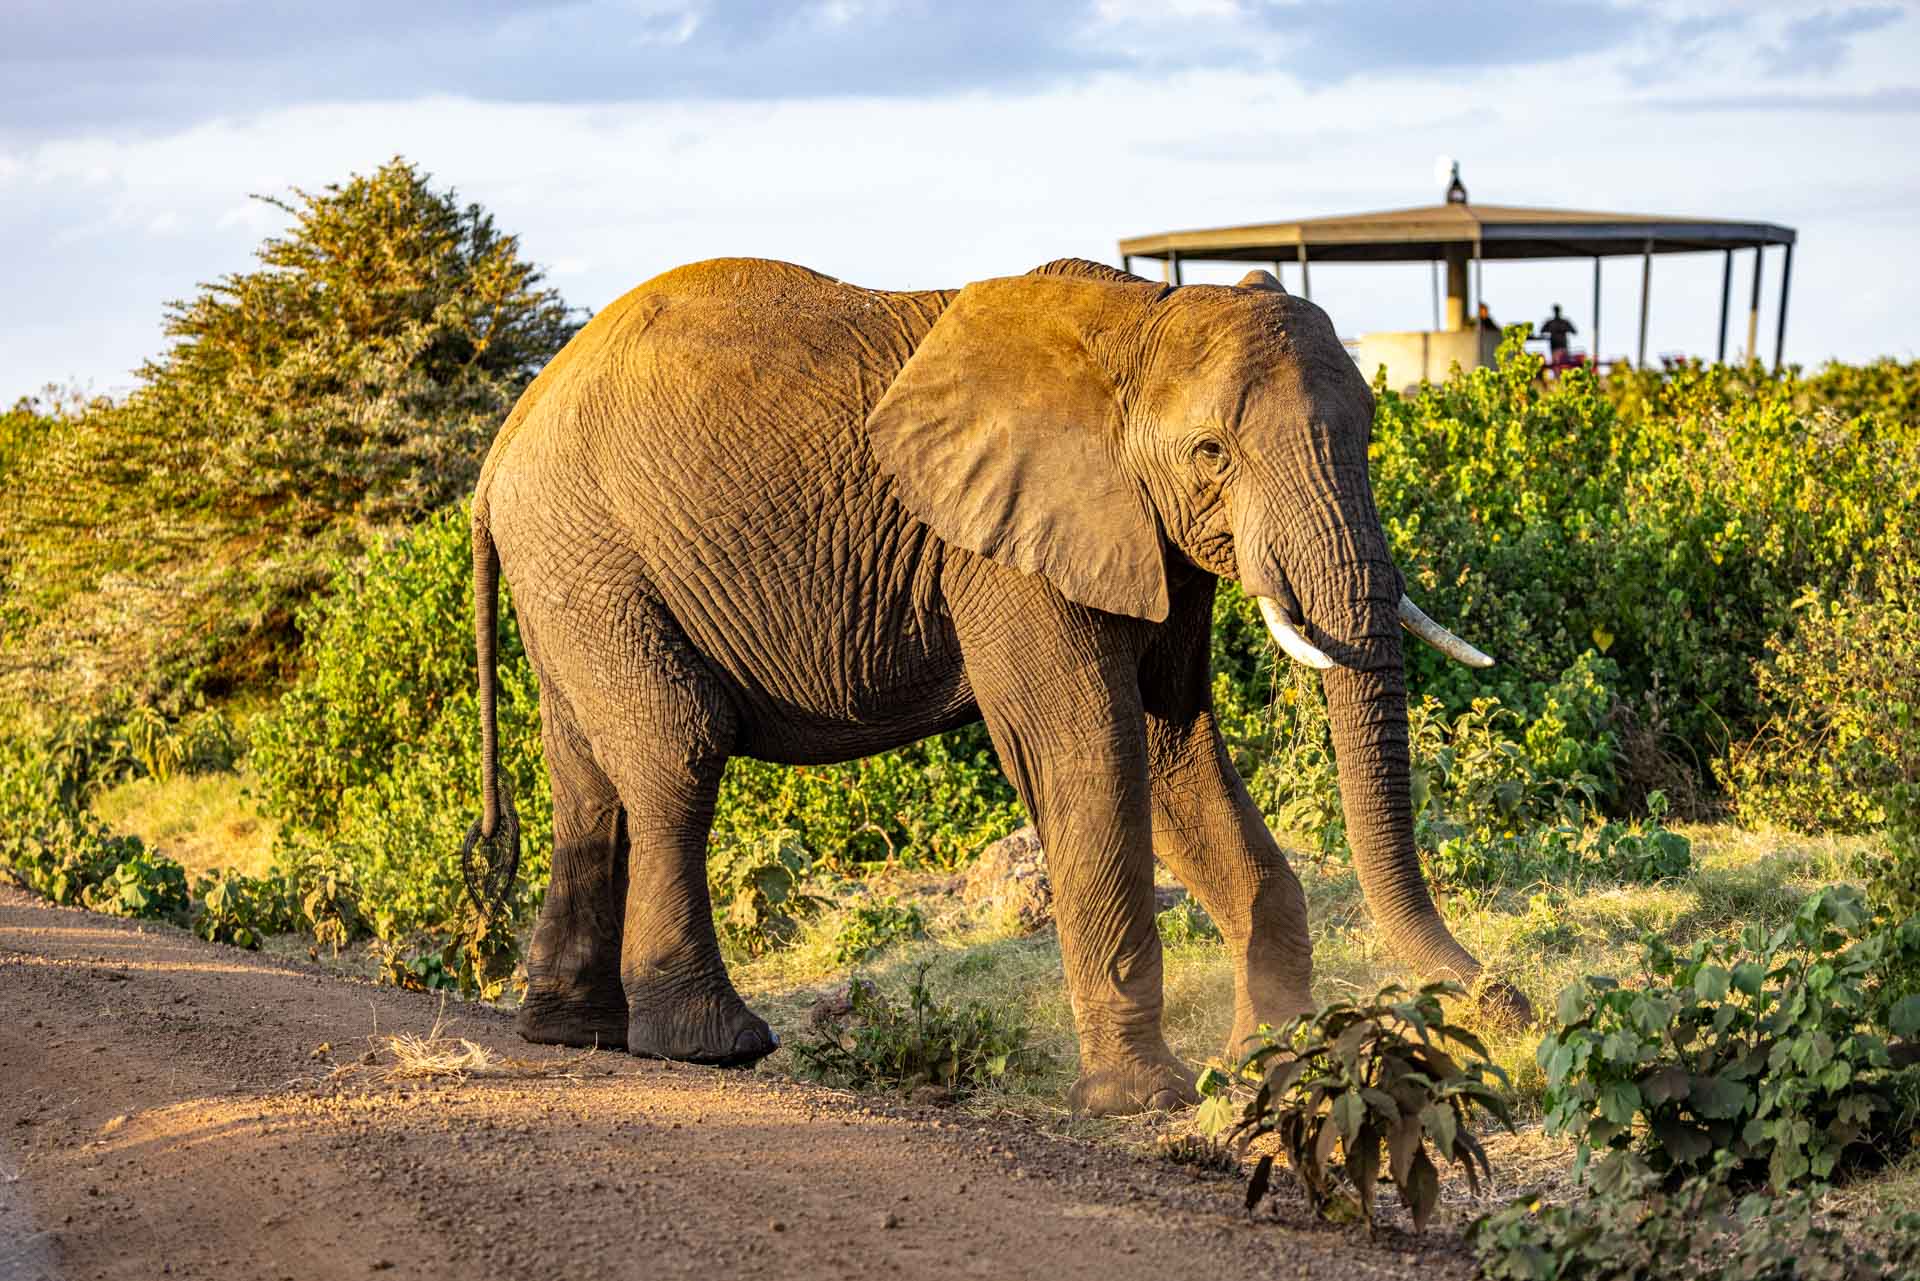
1592,256,1602,371
1637,239,1652,368
1430,258,1440,331
1717,249,1732,364
1774,241,1793,371
1472,236,1483,331
1122,254,1133,276
1746,246,1764,365
1295,241,1311,300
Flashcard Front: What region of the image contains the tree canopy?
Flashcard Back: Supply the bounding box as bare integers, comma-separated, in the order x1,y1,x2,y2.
1,158,581,713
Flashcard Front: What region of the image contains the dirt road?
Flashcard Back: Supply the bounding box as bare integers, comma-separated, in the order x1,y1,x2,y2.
0,887,1464,1280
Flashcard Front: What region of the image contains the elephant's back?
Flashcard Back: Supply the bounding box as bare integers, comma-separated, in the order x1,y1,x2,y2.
482,259,974,755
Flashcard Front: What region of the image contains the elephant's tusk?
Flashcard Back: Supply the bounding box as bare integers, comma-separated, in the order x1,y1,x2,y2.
1256,597,1335,670
1399,594,1495,668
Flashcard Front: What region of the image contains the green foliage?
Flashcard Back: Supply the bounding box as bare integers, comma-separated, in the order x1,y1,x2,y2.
1724,547,1920,833
1212,618,1691,886
789,965,1045,1095
78,849,190,921
1540,887,1920,1193
1226,981,1512,1233
190,868,297,950
1155,896,1221,948
0,726,183,920
713,730,1023,873
112,703,241,784
830,896,927,965
253,504,551,947
1470,1168,1920,1281
1368,342,1920,780
707,829,826,957
0,157,579,714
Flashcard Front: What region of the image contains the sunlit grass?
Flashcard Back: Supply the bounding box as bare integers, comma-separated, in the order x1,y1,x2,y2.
91,769,279,880
734,822,1880,1134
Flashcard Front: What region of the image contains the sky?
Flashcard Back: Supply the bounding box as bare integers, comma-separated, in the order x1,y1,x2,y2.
4,0,1917,399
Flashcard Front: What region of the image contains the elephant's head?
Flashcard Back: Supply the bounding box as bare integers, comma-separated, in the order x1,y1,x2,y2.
867,260,1529,1023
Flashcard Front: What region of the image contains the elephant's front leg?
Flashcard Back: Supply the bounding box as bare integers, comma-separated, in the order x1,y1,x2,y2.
1146,710,1315,1061
953,579,1195,1116
1139,581,1315,1062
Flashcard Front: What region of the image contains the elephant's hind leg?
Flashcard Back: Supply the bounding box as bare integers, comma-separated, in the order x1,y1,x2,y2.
568,595,775,1068
517,687,631,1050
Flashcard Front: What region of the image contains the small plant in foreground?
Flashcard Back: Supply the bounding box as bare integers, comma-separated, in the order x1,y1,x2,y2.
1225,980,1512,1233
81,848,190,921
830,896,927,965
1470,1164,1920,1281
789,965,1045,1096
707,828,826,957
1156,896,1222,948
1541,886,1920,1194
191,868,297,949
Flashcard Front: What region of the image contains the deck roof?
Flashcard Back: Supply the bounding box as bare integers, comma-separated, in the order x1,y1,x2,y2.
1118,202,1797,263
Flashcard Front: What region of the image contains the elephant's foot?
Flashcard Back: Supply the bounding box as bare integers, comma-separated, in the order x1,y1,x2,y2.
626,983,779,1069
517,987,630,1050
1067,1048,1198,1116
1471,975,1535,1029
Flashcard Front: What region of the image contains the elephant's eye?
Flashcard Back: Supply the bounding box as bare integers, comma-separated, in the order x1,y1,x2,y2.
1190,438,1228,471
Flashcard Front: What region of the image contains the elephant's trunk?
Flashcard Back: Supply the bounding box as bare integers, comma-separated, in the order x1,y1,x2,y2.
1318,618,1483,986
1239,472,1529,1023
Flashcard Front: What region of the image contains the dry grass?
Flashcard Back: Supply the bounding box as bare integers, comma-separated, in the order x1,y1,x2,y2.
91,769,278,880
380,1008,582,1082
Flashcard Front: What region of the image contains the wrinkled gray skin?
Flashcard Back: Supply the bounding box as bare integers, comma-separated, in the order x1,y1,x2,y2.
467,256,1529,1116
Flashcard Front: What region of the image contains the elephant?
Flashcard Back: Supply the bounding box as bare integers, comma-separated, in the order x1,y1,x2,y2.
462,255,1529,1117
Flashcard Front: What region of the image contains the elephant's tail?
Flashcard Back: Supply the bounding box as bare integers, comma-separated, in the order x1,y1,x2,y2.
461,501,521,920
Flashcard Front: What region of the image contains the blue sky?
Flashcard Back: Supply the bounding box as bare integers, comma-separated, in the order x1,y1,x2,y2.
4,1,1917,396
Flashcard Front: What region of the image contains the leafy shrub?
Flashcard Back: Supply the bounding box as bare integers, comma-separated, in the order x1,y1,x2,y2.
830,896,927,965
253,504,553,948
707,828,825,957
1541,887,1920,1193
1156,896,1221,948
191,868,298,949
1724,551,1920,833
1422,792,1693,893
1212,634,1690,886
79,850,191,921
1225,981,1512,1233
789,965,1045,1095
1471,1167,1920,1281
713,732,1023,874
112,704,241,784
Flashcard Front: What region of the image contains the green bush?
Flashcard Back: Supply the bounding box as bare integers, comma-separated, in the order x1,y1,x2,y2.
713,731,1023,874
1223,980,1512,1233
1724,550,1920,833
1470,1167,1920,1281
830,896,927,965
789,965,1045,1096
191,868,298,949
707,828,826,957
1540,887,1920,1193
81,850,190,921
1155,896,1221,948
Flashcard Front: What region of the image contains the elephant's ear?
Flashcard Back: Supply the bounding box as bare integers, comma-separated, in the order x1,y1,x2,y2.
866,275,1170,622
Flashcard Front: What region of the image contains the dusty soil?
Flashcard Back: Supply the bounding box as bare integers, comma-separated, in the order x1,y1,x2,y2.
0,886,1473,1280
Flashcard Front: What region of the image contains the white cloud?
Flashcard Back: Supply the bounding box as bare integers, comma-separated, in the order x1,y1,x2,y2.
2,14,1917,395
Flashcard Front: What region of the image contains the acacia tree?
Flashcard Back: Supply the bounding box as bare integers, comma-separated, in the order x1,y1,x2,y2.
0,158,580,712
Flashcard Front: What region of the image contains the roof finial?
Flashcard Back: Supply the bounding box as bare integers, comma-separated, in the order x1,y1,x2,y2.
1445,161,1468,205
